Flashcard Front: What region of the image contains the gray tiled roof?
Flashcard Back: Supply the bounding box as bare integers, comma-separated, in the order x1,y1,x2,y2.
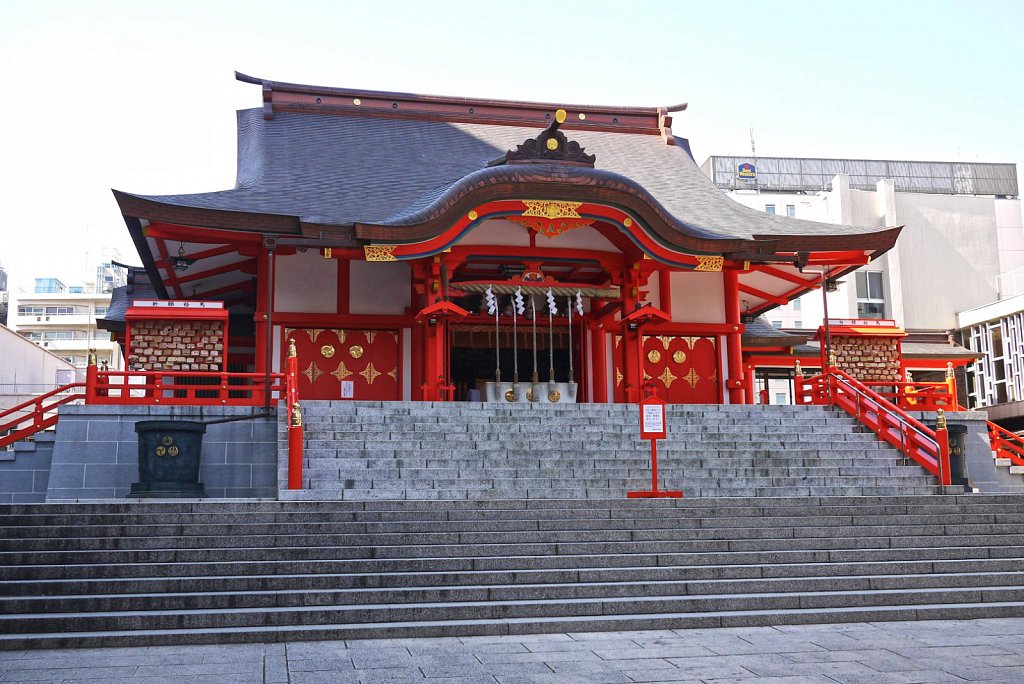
127,109,880,241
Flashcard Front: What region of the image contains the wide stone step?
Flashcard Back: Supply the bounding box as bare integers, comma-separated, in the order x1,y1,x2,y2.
5,586,1023,636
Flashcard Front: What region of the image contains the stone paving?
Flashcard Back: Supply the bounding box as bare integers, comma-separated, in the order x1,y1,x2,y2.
1,618,1023,683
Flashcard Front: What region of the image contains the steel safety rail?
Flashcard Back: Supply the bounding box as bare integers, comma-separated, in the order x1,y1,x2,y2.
988,420,1024,467
797,369,951,485
0,384,86,450
85,367,286,406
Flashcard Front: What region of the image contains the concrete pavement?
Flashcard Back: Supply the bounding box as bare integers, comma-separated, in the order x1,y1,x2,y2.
2,618,1023,683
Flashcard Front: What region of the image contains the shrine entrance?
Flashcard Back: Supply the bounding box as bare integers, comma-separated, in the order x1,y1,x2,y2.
449,325,582,402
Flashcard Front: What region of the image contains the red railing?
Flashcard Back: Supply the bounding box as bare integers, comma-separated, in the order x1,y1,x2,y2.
2,355,306,490
989,421,1024,467
861,381,958,412
85,364,286,406
797,368,951,486
0,384,86,450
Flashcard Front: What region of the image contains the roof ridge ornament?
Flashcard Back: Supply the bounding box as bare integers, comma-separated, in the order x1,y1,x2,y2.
488,109,596,168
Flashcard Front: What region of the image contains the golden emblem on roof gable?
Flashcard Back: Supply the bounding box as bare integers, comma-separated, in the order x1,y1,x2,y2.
694,256,724,272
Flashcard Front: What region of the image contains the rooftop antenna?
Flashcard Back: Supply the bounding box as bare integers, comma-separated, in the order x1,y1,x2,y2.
749,125,756,158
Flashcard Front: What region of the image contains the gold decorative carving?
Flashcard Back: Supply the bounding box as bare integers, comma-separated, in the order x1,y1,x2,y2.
331,363,353,382
648,350,662,364
302,362,323,384
349,345,364,359
291,402,302,427
505,387,518,402
614,335,622,348
615,369,624,387
359,362,381,385
387,367,398,382
682,336,699,350
366,331,378,344
522,200,582,220
545,138,558,151
320,345,335,359
623,217,633,227
468,210,478,220
167,446,179,457
364,245,398,262
304,329,324,344
657,335,673,350
694,256,724,272
548,388,561,402
161,436,173,446
658,366,678,388
681,368,700,390
673,350,687,365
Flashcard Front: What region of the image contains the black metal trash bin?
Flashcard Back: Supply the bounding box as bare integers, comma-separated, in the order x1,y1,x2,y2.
129,420,206,498
933,423,969,487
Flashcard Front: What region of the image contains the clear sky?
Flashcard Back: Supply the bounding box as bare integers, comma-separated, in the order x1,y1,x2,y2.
1,0,1021,291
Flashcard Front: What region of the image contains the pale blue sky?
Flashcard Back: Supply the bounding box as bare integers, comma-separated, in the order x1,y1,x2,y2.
1,0,1021,289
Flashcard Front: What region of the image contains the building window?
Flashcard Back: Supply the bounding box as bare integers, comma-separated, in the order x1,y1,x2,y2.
94,306,108,317
793,321,803,329
792,299,801,311
855,271,886,318
775,392,787,405
771,320,782,329
786,204,796,217
765,204,776,215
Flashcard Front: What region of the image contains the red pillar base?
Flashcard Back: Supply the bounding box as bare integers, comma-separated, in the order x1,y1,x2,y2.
627,490,683,498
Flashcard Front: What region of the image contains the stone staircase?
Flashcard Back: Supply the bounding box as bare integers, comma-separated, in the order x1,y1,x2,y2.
2,495,1024,649
280,402,948,500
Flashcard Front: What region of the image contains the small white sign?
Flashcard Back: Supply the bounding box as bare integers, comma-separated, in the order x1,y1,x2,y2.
340,381,354,399
132,300,224,309
642,404,664,434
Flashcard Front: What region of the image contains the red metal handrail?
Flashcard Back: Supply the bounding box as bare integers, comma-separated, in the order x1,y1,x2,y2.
797,369,951,485
0,383,86,450
988,421,1024,467
86,367,286,406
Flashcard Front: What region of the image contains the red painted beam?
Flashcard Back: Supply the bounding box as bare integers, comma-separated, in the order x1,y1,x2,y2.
753,264,821,288
164,259,258,287
145,222,264,245
738,283,789,306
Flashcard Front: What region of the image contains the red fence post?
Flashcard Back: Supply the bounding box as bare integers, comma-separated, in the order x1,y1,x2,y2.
285,339,303,490
935,408,951,487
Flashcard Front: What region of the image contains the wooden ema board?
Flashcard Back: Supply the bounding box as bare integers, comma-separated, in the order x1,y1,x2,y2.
614,335,718,404
286,328,400,401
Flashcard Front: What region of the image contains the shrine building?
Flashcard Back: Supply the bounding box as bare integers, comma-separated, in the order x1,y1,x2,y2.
110,73,911,406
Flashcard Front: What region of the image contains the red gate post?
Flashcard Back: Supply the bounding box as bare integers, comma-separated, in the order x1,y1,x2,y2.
286,339,304,490
628,391,682,498
935,408,952,487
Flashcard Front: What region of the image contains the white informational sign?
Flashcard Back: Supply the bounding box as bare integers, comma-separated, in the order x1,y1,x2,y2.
340,381,354,399
132,300,224,309
641,404,665,435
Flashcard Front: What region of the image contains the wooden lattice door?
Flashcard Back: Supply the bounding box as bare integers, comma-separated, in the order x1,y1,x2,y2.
285,328,400,401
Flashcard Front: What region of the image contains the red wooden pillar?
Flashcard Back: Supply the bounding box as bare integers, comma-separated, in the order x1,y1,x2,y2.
253,246,270,374
591,324,608,403
723,269,746,404
620,266,642,403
